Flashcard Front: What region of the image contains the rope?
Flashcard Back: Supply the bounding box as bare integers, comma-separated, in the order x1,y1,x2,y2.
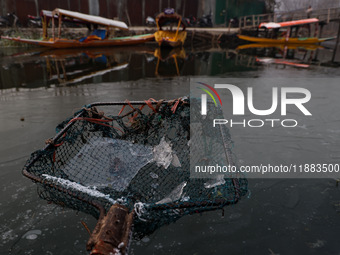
171,97,182,113
67,117,124,134
134,202,147,222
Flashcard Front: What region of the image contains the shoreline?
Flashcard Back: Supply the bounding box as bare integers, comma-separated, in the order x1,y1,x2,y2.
0,26,240,48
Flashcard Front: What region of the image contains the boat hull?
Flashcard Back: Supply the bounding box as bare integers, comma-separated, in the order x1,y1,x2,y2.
1,34,155,48
154,30,187,48
238,34,334,44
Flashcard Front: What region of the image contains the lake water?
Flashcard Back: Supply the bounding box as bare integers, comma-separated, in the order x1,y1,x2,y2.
1,44,340,254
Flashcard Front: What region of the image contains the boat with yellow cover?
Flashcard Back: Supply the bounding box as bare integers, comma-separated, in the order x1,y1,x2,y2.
238,18,335,45
154,8,187,48
1,8,154,48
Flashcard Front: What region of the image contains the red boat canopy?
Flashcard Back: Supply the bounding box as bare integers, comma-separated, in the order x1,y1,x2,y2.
259,18,319,29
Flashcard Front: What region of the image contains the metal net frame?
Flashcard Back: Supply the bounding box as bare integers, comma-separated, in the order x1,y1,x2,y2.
22,98,248,254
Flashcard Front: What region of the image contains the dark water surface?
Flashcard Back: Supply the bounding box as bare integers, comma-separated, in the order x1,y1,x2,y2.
1,45,340,255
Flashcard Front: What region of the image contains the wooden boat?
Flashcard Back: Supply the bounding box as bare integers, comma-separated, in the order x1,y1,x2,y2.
1,8,154,48
154,8,187,48
238,18,335,45
238,35,334,44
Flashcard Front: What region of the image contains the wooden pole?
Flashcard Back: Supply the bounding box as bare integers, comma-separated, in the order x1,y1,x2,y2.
155,57,160,75
182,0,186,17
174,56,179,76
55,60,61,83
331,21,340,62
125,8,131,27
86,204,134,255
142,0,145,26
156,17,160,31
327,8,330,23
106,0,110,18
314,22,318,37
58,15,62,38
174,19,181,40
42,15,47,39
319,23,324,38
285,27,290,43
52,12,55,41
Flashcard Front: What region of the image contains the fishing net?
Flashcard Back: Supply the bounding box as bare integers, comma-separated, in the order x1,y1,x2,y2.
23,97,248,255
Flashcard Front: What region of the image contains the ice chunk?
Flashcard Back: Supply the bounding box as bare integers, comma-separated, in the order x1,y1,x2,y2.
171,154,182,168
156,181,187,204
153,137,173,169
61,137,153,192
204,175,226,188
149,172,159,179
141,237,150,243
61,136,181,192
43,174,118,204
22,230,42,240
153,136,181,169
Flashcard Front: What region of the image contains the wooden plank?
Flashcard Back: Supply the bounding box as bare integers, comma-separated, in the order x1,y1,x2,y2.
327,8,330,23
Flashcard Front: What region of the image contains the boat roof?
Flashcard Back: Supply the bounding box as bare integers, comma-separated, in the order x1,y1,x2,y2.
259,18,319,29
51,8,128,30
41,10,89,24
156,12,186,29
41,10,56,18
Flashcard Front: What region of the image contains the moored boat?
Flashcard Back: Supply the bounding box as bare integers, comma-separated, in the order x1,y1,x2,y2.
238,34,334,44
238,18,335,45
1,8,154,48
154,8,187,48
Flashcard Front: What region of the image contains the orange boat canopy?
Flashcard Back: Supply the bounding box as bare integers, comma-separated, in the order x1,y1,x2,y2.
259,18,319,29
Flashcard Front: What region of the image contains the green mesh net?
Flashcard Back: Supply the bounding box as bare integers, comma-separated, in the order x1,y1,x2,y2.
23,98,248,253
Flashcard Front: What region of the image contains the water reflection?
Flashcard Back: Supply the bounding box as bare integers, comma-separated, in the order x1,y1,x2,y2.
0,43,338,91
236,43,326,68
0,46,258,90
153,47,186,77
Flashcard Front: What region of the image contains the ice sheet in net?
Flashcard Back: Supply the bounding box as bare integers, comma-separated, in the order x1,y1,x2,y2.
61,137,154,192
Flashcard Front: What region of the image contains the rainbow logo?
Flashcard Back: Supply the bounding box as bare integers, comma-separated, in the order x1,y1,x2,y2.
197,82,223,115
197,82,222,115
197,82,223,107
